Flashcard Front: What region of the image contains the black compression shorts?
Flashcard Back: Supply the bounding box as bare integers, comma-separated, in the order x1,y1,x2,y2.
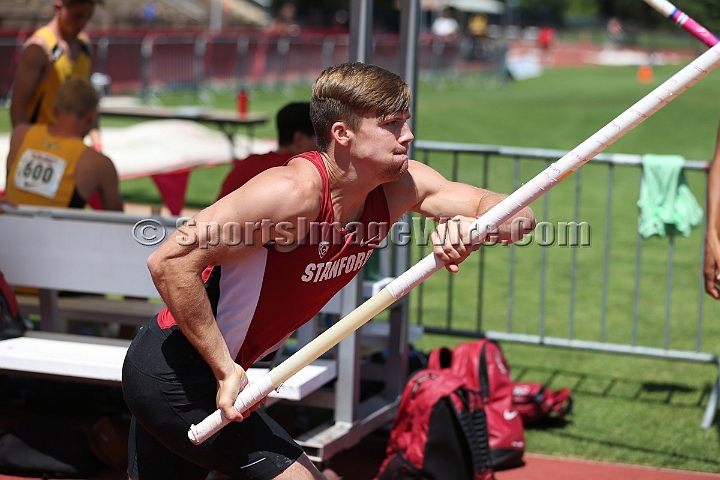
122,316,304,480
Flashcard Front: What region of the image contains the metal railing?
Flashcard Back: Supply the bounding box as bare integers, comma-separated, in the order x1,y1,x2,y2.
411,139,719,428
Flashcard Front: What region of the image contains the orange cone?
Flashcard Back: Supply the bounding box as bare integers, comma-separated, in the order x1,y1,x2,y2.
637,63,654,84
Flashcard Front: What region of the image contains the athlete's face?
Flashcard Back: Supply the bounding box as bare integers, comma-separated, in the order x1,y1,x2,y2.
56,1,95,37
351,111,414,182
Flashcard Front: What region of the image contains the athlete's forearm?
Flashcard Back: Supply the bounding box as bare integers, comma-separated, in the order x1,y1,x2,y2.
706,121,720,239
147,253,237,381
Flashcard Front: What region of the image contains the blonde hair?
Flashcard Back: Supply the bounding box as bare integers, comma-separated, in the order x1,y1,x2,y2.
55,78,99,119
310,62,412,151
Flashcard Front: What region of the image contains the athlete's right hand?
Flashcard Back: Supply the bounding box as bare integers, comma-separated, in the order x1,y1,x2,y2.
217,363,251,422
704,236,720,300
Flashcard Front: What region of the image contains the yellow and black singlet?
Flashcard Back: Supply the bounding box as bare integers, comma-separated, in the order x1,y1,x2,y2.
6,124,87,208
26,26,92,126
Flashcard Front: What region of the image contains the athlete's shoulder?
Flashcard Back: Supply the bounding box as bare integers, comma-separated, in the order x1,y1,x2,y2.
25,26,54,49
7,124,34,169
224,153,322,209
80,146,115,169
76,32,91,55
271,153,322,191
12,123,34,139
77,31,91,44
382,159,449,220
386,159,437,192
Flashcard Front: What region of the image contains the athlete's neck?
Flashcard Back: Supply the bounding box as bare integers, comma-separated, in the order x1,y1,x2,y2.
320,151,373,225
47,117,87,140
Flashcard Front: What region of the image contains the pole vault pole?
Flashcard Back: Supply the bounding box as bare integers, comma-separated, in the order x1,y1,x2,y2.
643,0,719,47
188,42,720,445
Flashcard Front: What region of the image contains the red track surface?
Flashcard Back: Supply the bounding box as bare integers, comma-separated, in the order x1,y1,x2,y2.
496,454,720,480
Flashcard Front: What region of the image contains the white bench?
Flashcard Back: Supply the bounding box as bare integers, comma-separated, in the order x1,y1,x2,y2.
0,331,335,403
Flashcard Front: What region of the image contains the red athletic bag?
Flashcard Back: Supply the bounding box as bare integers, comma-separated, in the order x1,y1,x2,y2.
0,270,28,340
377,369,494,480
511,382,573,425
428,339,525,470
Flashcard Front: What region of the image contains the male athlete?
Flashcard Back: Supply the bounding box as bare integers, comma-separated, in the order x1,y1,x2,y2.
122,62,536,480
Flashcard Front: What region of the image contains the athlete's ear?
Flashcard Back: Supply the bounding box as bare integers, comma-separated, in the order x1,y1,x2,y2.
81,110,97,137
330,121,350,147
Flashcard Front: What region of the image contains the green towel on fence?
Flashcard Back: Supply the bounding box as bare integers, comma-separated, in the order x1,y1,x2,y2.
637,154,703,238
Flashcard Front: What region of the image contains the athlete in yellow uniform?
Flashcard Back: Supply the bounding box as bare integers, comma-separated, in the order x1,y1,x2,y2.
9,0,102,150
6,78,122,211
24,26,92,127
7,124,88,208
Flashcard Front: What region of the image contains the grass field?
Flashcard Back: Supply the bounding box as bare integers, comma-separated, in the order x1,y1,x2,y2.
3,60,720,473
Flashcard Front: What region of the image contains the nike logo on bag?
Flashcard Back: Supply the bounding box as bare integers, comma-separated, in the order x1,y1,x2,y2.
503,409,519,420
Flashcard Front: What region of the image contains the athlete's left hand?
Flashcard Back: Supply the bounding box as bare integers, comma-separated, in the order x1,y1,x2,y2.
431,215,479,273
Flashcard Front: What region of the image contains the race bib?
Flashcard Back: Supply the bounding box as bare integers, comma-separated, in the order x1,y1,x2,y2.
13,149,68,199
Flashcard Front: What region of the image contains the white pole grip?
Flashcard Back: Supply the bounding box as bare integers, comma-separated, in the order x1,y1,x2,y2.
188,374,275,444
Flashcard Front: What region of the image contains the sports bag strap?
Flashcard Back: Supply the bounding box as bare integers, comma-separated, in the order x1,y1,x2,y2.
450,389,492,477
479,344,490,396
0,272,20,318
469,393,492,475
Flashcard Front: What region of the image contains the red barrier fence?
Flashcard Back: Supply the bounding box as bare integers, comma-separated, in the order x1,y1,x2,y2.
0,27,501,98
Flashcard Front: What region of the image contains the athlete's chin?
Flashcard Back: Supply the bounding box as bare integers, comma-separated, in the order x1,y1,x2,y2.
394,154,409,168
383,161,408,183
398,157,409,174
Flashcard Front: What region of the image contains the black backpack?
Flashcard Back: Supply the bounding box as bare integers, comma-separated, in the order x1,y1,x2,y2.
428,339,525,470
0,415,99,478
377,369,495,480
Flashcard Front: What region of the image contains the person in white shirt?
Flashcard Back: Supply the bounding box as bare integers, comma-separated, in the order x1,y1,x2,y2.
432,8,460,37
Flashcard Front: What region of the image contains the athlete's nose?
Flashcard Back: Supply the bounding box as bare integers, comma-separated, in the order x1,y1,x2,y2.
400,122,414,144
